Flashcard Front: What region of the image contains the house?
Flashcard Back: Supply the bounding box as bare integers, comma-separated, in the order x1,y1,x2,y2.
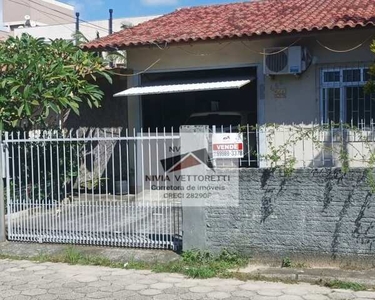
4,0,375,255
83,0,375,168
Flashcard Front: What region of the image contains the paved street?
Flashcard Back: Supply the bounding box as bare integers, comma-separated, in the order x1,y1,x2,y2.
0,259,374,300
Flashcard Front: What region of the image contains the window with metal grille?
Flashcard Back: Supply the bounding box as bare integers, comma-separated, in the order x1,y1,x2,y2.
320,67,375,126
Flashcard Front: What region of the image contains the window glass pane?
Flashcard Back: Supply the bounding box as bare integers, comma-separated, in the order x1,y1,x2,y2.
325,88,340,123
322,89,326,122
328,89,334,111
324,71,340,82
335,100,340,122
343,69,361,82
345,86,373,126
365,94,371,111
353,87,359,112
346,96,352,122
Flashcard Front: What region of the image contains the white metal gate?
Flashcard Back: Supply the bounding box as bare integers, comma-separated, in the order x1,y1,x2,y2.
2,128,182,250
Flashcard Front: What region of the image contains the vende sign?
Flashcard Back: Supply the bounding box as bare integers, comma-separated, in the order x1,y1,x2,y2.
212,133,244,158
213,144,243,150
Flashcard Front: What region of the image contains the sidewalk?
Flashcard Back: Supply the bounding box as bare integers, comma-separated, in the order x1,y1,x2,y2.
1,258,375,300
0,241,179,264
1,242,375,298
237,264,375,287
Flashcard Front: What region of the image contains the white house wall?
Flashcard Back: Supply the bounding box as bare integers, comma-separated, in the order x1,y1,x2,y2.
126,28,375,125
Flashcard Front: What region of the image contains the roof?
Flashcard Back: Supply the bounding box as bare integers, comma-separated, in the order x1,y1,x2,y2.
83,0,375,50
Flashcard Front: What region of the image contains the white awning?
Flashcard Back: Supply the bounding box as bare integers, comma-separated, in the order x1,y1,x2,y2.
113,79,253,97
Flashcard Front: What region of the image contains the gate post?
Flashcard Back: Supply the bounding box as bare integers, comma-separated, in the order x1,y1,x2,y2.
0,131,5,242
180,126,209,251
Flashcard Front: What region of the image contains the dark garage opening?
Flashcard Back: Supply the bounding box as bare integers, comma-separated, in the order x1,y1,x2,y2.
141,67,257,130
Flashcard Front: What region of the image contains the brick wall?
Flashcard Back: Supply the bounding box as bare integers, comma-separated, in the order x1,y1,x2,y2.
205,168,375,257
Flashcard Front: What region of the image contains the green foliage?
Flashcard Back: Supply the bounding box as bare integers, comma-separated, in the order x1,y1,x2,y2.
256,122,375,192
9,130,81,204
281,257,292,268
126,249,249,279
64,246,83,264
0,34,112,130
319,279,367,291
31,246,124,268
365,42,375,95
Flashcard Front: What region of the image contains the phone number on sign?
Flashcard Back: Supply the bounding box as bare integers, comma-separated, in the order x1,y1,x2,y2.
163,193,212,199
213,150,244,158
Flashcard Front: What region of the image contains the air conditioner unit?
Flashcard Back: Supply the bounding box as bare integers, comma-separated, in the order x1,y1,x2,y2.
263,46,311,75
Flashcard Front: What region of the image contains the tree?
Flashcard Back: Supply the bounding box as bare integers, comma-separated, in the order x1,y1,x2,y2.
365,41,375,95
0,33,112,130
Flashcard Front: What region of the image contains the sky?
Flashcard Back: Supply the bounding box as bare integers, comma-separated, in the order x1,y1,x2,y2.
61,0,243,20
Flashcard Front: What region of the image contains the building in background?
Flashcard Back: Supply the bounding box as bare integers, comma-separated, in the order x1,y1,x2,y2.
1,0,74,32
14,15,159,42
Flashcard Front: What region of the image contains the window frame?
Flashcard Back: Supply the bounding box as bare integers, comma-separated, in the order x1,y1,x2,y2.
320,67,370,124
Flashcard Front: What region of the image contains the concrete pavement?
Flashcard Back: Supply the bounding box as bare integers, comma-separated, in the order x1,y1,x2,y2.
0,259,375,299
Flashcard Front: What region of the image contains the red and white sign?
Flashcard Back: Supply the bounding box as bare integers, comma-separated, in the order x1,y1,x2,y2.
212,133,244,158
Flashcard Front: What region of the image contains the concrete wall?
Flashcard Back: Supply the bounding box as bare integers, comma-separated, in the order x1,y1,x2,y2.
3,0,73,27
204,168,375,258
126,28,375,125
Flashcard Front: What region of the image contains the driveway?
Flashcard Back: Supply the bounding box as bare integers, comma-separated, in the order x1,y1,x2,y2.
0,259,374,299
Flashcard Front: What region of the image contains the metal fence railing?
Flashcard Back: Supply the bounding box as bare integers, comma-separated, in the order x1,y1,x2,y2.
2,128,182,249
1,123,374,248
256,122,375,169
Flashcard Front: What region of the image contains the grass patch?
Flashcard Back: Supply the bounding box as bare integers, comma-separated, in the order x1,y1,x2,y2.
126,249,249,279
281,257,309,269
0,248,248,279
281,257,292,268
231,272,298,284
0,248,371,291
0,247,124,268
316,279,367,291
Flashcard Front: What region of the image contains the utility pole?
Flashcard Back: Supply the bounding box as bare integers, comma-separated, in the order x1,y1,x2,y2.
109,9,113,35
109,9,114,68
75,12,80,45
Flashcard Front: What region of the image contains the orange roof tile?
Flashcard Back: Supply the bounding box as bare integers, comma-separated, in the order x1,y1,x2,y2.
84,0,375,50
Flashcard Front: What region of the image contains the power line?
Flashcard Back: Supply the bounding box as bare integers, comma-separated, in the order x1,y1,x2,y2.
8,0,110,33
27,0,110,32
110,58,162,77
316,35,373,53
241,38,302,55
10,0,76,34
176,42,231,56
